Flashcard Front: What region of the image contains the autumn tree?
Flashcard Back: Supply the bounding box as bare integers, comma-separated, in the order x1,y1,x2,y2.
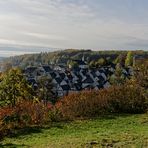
0,68,33,107
114,54,126,66
68,60,78,69
95,58,107,67
125,51,134,67
133,62,148,89
89,61,96,68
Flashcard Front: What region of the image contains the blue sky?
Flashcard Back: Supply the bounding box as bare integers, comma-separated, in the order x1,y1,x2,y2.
0,0,148,56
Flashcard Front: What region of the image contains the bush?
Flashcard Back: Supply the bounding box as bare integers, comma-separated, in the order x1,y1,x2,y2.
0,100,49,139
48,107,62,122
56,90,109,119
56,81,148,119
107,81,147,113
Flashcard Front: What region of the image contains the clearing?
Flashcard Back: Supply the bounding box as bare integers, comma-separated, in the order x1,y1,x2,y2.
0,114,148,148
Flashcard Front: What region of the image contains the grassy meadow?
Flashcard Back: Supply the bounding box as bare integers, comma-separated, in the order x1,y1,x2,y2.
1,114,148,148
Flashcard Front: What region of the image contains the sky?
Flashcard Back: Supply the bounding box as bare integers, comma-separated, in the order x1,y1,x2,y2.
0,0,148,57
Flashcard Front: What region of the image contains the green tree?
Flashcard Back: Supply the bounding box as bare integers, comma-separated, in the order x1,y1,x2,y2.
37,76,54,104
0,68,33,107
114,54,126,66
68,60,78,69
96,58,106,67
89,61,96,68
110,63,125,85
125,51,133,67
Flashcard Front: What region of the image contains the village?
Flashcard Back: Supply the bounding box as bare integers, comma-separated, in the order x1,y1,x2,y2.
24,58,133,97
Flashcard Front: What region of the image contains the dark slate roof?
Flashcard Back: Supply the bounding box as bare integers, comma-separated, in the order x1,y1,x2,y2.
81,70,86,75
134,55,148,59
108,63,116,69
61,85,71,91
96,84,104,89
67,73,73,80
59,73,66,79
76,74,83,81
74,83,82,90
83,84,94,89
98,69,105,73
73,60,87,65
72,67,81,72
50,72,57,78
27,78,36,85
25,67,37,73
55,77,62,84
97,75,105,82
42,66,52,72
65,79,69,83
82,75,94,83
90,71,97,78
36,71,42,76
103,69,111,76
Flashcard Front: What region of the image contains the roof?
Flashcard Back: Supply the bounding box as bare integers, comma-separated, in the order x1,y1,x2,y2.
55,77,62,84
83,84,94,89
73,60,87,65
134,55,148,59
25,66,37,73
90,71,97,78
81,70,87,75
27,78,37,85
59,73,66,79
82,75,94,83
97,75,105,82
74,83,82,90
96,84,104,89
50,72,57,78
42,66,52,72
61,85,71,91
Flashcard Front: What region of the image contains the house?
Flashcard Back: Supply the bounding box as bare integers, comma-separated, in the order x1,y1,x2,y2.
53,64,67,71
24,61,132,97
133,55,148,67
76,60,89,69
42,65,53,73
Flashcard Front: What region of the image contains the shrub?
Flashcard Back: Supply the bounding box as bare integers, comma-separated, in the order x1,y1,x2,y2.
56,81,148,119
106,82,147,113
0,100,49,139
48,107,62,122
56,90,109,119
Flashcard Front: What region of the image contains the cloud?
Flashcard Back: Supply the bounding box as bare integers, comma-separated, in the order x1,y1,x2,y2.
0,0,95,48
0,0,148,57
126,37,148,49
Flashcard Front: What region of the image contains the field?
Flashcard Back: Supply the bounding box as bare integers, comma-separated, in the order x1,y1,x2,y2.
0,114,148,148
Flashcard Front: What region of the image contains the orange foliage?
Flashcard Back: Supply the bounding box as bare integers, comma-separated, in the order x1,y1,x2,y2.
56,82,147,119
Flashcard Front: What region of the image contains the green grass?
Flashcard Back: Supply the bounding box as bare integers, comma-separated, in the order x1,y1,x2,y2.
0,114,148,148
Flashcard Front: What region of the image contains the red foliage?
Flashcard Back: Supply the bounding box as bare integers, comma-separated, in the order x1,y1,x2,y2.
56,82,147,119
0,100,50,139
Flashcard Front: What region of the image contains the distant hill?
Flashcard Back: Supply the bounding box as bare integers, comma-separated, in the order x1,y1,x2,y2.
0,57,5,61
2,49,148,68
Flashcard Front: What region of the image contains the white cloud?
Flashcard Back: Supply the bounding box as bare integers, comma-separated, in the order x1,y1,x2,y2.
0,0,148,56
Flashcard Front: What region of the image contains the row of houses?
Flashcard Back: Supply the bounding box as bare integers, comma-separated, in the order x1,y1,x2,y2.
24,60,132,97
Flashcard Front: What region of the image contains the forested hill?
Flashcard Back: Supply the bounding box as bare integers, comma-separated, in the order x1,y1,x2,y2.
1,49,148,68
